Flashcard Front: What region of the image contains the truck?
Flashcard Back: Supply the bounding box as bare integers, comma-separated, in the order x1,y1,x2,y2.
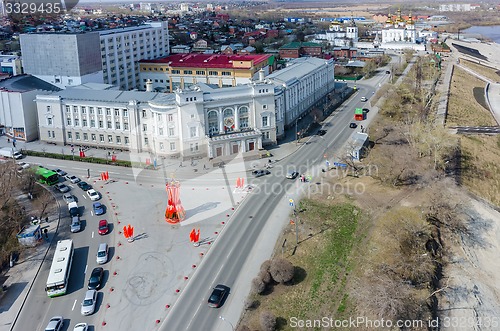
0,147,22,159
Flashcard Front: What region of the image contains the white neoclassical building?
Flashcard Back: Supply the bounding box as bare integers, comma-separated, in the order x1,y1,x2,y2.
34,57,335,159
314,19,359,47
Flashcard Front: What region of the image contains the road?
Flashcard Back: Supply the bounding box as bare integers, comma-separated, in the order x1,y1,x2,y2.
160,81,382,330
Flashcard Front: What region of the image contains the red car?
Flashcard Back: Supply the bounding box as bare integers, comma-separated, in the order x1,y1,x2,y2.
98,220,109,235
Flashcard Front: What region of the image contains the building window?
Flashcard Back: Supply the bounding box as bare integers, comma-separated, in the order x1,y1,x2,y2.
189,126,197,138
97,107,103,115
106,108,111,115
115,122,121,129
190,143,199,152
65,105,70,113
171,69,180,74
99,120,103,128
48,131,51,138
196,70,205,75
170,142,175,151
82,119,87,127
67,118,72,126
184,70,192,74
75,132,80,140
143,124,147,132
47,118,53,126
99,134,104,143
81,106,86,114
108,135,113,143
67,132,72,140
83,133,88,141
91,134,96,141
160,142,164,151
73,106,78,112
262,116,268,127
116,136,121,144
144,137,149,145
89,107,94,114
142,110,147,118
123,109,128,117
158,127,163,135
168,127,175,136
114,109,120,116
74,119,79,126
124,122,129,130
221,71,231,76
91,120,95,127
167,114,173,121
157,113,162,121
209,71,218,75
107,121,112,129
263,104,268,109
46,105,51,112
125,136,129,144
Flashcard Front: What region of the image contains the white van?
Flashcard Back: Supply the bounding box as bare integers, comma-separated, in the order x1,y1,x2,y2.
96,243,108,264
68,201,79,217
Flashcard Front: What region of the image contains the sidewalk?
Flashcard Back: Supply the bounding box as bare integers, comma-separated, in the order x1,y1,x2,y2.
0,194,60,331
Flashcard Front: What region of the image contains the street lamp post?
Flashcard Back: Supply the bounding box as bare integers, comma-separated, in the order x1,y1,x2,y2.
219,316,235,331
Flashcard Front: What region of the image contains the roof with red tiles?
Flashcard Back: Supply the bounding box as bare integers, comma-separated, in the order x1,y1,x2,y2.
140,53,271,69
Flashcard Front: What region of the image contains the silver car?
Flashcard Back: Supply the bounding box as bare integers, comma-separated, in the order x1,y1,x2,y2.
80,290,97,316
62,193,76,204
70,217,81,233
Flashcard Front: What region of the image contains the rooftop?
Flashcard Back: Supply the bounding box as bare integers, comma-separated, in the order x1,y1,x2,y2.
279,42,322,50
44,89,161,103
0,74,61,93
140,53,271,69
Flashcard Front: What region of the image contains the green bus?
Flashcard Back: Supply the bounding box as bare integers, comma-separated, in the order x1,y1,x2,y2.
35,167,59,185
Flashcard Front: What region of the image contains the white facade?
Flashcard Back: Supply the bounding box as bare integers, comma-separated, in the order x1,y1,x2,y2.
0,55,22,76
266,57,335,138
314,20,358,47
439,4,476,12
35,82,276,159
99,21,170,90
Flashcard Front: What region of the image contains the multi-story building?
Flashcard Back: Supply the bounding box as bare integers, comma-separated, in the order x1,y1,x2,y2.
35,81,275,159
138,53,272,92
314,19,359,47
20,21,169,90
0,75,60,141
267,57,335,138
278,42,323,59
35,58,334,158
0,55,23,76
380,9,419,49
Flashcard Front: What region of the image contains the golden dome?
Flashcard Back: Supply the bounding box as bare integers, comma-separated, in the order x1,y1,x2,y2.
406,11,415,25
385,11,393,24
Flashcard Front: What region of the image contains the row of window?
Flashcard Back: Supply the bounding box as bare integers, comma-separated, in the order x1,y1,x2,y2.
65,118,130,130
66,131,178,151
63,105,129,117
143,67,232,76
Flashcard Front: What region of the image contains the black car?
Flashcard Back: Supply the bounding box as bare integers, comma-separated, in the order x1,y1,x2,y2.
362,108,370,114
207,284,229,308
88,267,104,290
78,181,92,191
286,171,299,179
253,170,271,177
317,129,327,136
386,70,391,74
349,123,358,129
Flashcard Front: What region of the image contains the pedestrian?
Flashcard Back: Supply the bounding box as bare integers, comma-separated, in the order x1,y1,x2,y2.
44,228,48,240
45,217,49,223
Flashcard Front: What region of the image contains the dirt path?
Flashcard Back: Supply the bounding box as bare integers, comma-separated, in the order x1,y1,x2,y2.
440,196,500,330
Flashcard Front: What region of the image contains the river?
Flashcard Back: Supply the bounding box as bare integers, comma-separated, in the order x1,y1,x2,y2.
463,25,500,43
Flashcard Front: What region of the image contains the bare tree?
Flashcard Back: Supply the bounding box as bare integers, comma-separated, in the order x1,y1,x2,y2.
251,277,266,295
258,269,272,284
260,310,277,331
34,189,54,220
269,258,294,284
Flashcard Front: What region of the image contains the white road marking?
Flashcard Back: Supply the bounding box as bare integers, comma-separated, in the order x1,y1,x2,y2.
84,265,88,274
82,195,87,199
72,299,77,311
91,211,94,216
92,231,94,238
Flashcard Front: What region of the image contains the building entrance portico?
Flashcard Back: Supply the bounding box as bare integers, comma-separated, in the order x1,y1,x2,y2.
208,129,262,158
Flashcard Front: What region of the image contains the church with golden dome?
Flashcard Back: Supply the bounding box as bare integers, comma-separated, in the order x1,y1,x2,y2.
380,8,418,47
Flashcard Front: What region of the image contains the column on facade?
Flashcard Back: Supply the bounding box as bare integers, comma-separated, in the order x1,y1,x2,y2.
234,107,239,131
218,107,224,133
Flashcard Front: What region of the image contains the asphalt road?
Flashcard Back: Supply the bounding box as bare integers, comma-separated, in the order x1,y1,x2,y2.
160,83,379,331
13,177,113,331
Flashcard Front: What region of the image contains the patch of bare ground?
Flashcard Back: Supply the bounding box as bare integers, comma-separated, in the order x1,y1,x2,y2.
460,59,500,82
446,66,497,127
460,135,500,206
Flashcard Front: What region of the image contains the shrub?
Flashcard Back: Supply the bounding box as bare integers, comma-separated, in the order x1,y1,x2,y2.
258,269,272,284
270,258,294,284
260,310,276,331
251,277,266,294
260,259,271,272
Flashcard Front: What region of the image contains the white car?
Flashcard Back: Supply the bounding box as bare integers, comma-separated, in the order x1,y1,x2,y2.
87,189,100,201
44,316,63,331
66,175,81,184
73,323,88,331
80,290,97,316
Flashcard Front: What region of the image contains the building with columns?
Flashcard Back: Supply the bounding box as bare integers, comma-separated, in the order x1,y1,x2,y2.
34,57,334,159
314,19,359,47
380,9,421,50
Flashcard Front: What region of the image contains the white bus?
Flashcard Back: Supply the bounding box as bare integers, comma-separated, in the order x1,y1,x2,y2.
45,239,74,297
